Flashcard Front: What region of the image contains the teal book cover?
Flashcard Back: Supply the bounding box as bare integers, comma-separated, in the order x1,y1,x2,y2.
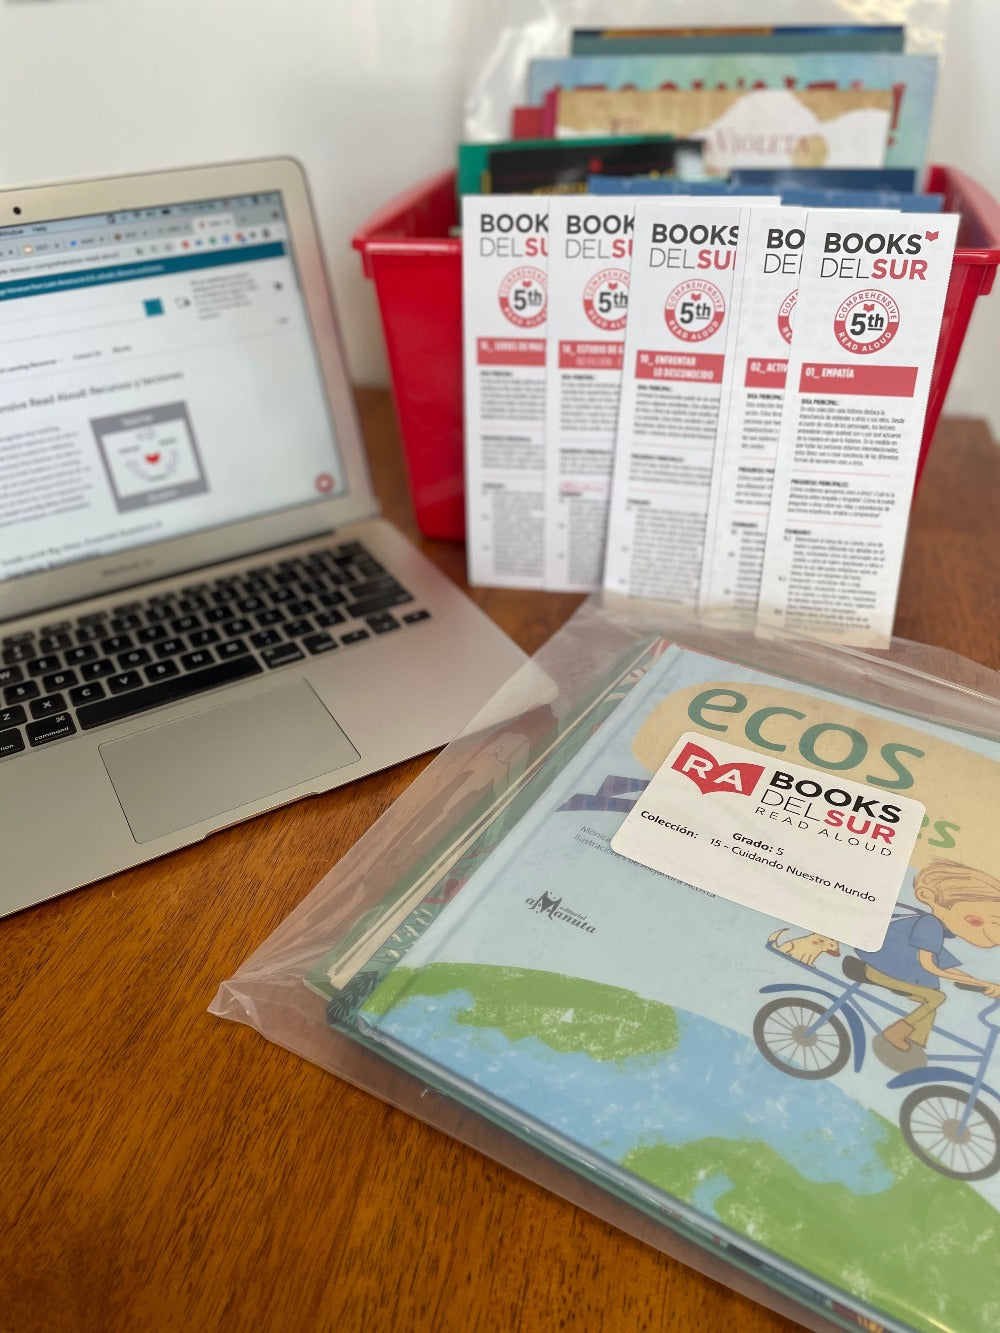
337,644,1000,1333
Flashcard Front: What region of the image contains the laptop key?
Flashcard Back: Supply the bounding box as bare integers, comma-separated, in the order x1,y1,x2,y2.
341,629,371,645
0,705,27,726
65,644,99,664
155,638,186,660
0,727,25,758
217,639,249,659
352,558,386,581
76,654,264,730
250,628,282,649
110,613,142,633
26,655,61,677
344,588,413,619
366,613,400,635
30,693,67,720
5,680,40,705
27,713,77,747
345,575,400,602
304,633,337,655
109,671,143,694
69,683,106,707
43,669,79,693
145,661,180,683
38,632,72,653
101,633,134,656
118,648,152,670
137,624,168,644
181,649,215,672
260,642,305,669
81,657,116,681
0,665,24,687
2,642,34,665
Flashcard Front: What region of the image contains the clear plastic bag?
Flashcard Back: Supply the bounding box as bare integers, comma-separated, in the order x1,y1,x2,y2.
212,595,1000,1333
462,0,951,142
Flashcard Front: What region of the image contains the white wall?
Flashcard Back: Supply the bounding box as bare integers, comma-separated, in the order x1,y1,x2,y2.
0,0,997,434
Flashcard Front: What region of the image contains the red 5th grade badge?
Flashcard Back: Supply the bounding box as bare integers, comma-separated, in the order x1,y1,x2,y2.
664,278,726,342
498,266,547,328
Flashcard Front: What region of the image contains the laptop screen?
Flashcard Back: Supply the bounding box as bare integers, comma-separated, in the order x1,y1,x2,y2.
0,189,344,584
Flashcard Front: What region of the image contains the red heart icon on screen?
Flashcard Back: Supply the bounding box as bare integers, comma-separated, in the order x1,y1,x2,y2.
145,453,161,464
925,230,939,241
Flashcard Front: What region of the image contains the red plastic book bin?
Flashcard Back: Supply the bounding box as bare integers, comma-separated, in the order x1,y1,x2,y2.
353,164,1000,543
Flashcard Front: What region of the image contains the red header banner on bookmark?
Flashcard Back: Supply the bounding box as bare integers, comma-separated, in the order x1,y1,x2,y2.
745,357,788,389
635,349,725,383
558,340,624,371
799,363,918,397
477,337,546,367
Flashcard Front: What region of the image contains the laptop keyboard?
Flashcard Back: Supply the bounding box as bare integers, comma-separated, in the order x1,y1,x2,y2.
0,539,431,761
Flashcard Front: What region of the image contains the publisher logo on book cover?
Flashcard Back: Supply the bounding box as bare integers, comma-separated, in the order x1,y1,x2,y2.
664,279,725,342
498,266,547,328
524,891,596,935
582,267,630,331
672,740,765,796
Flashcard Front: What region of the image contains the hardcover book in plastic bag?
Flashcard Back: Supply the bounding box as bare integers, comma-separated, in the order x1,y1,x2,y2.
212,600,1000,1333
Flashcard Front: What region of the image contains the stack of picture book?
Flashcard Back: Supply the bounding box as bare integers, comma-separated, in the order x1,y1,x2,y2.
460,23,937,196
215,609,1000,1333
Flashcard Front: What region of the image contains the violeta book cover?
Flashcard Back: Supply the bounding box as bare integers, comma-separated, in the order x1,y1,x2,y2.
323,643,1000,1333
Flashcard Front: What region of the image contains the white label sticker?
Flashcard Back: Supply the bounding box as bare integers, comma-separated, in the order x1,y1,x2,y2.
611,731,924,949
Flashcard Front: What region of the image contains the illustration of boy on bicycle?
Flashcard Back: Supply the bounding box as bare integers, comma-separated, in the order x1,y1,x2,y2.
855,859,1000,1072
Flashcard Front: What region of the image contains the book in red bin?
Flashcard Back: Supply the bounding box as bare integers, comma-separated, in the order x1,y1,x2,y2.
316,639,1000,1333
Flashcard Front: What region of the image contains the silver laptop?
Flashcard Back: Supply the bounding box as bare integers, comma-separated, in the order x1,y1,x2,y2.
0,157,528,917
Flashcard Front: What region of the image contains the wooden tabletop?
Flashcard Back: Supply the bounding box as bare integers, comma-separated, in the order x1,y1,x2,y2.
2,392,998,1333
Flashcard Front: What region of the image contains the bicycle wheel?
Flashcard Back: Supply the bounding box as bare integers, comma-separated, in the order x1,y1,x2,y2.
900,1084,1000,1180
753,996,851,1079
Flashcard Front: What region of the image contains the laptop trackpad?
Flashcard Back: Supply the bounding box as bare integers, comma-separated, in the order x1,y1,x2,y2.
100,681,360,843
